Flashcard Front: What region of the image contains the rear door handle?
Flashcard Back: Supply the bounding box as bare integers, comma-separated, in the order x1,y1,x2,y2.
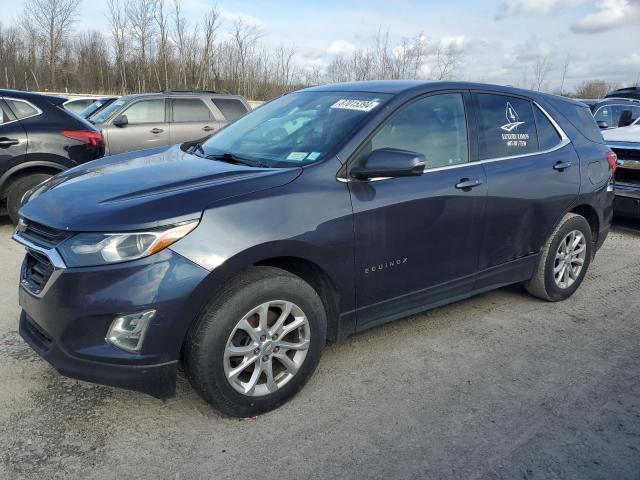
150,128,164,134
455,178,483,190
553,161,572,171
202,126,214,132
0,138,19,148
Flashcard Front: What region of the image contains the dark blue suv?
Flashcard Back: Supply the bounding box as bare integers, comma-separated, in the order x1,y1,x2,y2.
13,81,615,416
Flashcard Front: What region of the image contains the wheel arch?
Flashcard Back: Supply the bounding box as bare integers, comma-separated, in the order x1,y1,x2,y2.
0,161,66,198
568,203,600,248
254,256,342,343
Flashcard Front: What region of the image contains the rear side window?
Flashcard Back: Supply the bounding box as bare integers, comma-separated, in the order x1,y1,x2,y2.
212,98,248,122
370,93,469,170
534,106,562,151
6,99,39,120
172,98,213,122
475,94,538,159
122,99,165,124
548,98,604,144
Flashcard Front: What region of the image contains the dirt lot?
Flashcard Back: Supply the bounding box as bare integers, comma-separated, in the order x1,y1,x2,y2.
0,217,639,480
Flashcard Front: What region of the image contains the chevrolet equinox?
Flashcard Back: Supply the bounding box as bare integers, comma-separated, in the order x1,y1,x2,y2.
14,81,615,416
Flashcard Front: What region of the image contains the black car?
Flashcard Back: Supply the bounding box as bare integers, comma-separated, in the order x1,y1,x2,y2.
590,97,640,129
0,90,105,224
606,86,640,101
14,81,614,416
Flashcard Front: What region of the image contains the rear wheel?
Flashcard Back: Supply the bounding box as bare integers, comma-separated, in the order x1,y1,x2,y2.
525,213,592,301
5,173,52,225
184,266,327,417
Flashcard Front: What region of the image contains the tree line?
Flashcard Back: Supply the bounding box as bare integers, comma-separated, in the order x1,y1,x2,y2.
0,0,635,100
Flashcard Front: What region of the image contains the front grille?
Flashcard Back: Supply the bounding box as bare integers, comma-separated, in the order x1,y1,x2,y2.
21,250,54,294
19,219,71,248
611,147,640,161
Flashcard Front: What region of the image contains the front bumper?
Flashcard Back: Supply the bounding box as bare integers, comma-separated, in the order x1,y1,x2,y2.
20,311,177,398
614,180,640,219
14,232,210,399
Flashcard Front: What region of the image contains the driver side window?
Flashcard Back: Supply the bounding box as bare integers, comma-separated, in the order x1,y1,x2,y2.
121,99,166,124
370,93,469,170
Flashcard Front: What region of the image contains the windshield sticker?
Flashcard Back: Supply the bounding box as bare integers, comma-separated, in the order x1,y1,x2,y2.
500,102,529,147
307,151,321,161
286,151,308,161
330,99,380,112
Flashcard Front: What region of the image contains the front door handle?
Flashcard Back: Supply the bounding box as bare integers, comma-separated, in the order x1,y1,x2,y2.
553,161,572,171
455,178,483,190
202,126,214,132
0,138,19,148
150,128,164,134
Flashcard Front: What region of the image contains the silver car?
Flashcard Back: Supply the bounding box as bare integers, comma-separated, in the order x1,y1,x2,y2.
89,91,251,155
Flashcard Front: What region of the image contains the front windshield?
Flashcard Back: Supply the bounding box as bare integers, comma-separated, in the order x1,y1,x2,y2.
200,91,391,166
90,97,129,124
79,99,107,119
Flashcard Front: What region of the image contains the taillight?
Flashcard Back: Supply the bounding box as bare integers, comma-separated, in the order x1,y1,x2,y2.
62,130,104,149
606,150,617,174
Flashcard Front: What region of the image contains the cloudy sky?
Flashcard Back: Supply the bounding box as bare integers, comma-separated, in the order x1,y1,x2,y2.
3,0,640,90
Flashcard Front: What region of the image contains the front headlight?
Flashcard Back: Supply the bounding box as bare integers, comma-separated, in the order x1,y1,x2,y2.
58,221,199,267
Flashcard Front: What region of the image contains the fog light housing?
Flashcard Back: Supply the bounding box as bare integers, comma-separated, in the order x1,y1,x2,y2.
106,310,155,352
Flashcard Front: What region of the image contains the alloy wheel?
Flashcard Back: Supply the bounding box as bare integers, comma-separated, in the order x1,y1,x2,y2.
223,300,311,396
553,230,587,289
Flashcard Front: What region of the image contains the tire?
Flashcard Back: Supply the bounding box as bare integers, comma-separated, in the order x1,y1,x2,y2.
5,173,52,225
525,213,593,302
184,266,327,417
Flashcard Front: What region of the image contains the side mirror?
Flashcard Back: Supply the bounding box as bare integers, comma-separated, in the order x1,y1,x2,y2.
597,120,609,129
113,114,128,127
351,148,426,180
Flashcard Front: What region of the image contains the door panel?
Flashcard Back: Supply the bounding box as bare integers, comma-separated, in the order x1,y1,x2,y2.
106,99,169,155
473,92,580,270
169,98,222,144
348,92,487,329
0,100,28,176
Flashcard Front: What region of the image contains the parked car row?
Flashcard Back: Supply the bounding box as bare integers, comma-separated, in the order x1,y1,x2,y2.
0,89,250,224
12,80,616,416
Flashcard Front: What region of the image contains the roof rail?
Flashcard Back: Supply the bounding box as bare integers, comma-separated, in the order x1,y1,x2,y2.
162,89,221,94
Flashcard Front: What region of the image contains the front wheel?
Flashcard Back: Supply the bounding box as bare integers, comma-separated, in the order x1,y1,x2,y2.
184,267,327,416
525,213,593,301
6,173,52,225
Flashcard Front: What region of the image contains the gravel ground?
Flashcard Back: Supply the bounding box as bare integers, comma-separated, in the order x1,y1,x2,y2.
0,217,639,480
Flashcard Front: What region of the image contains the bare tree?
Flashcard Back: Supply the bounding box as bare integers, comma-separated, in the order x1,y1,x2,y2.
154,0,170,91
532,55,550,91
231,19,264,97
573,79,619,99
559,54,570,95
198,6,220,90
435,43,461,80
107,0,129,93
20,0,81,89
127,0,156,91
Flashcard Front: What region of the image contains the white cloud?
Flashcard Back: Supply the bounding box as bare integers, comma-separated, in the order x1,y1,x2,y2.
218,7,266,29
439,36,466,50
496,0,586,19
326,40,356,56
571,0,640,33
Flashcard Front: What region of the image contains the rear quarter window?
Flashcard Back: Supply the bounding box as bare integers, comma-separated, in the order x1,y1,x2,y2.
548,98,604,144
533,106,562,151
6,99,39,119
212,98,248,122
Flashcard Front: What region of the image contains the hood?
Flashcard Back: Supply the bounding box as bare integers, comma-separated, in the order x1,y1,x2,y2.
602,125,640,143
20,144,302,232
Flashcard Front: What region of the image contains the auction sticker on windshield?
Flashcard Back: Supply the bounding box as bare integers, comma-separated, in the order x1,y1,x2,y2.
331,99,380,112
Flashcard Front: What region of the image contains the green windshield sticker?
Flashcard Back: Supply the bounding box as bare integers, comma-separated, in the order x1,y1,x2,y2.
307,152,321,161
286,151,308,161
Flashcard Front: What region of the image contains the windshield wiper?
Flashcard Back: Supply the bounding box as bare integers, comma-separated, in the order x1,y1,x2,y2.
206,152,268,168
